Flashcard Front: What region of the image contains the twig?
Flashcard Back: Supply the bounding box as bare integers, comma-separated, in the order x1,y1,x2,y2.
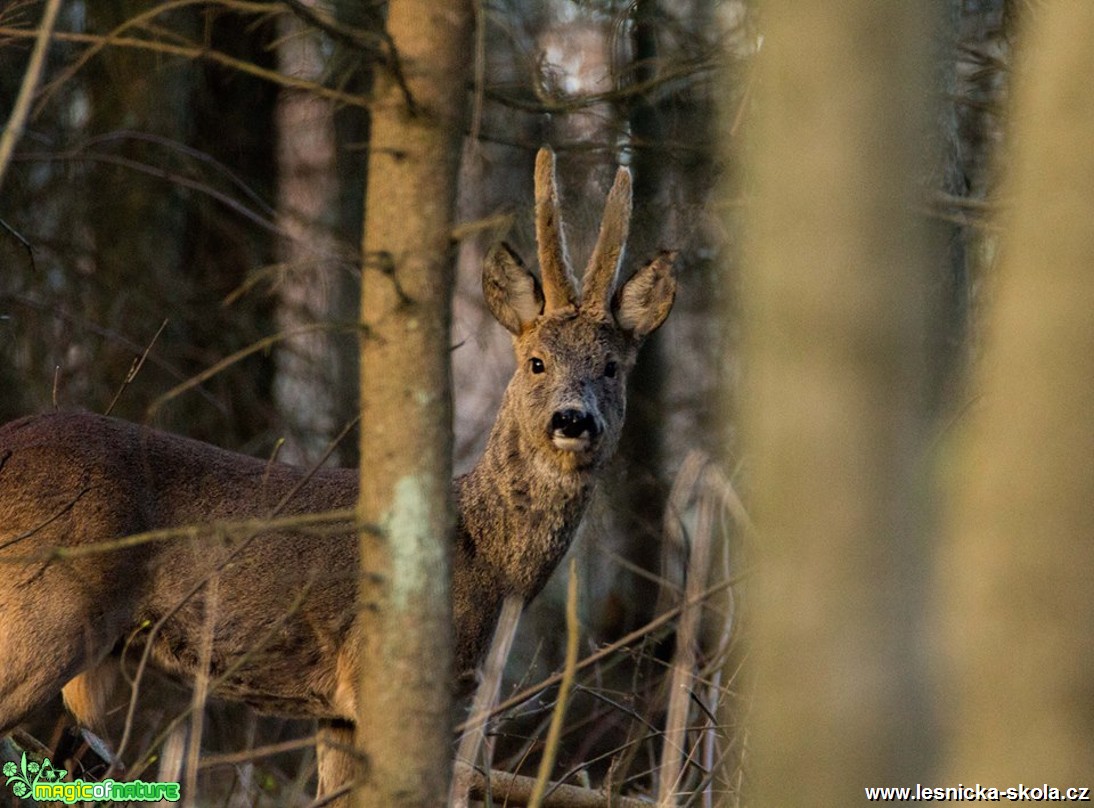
658,454,721,805
451,594,523,808
305,781,354,808
146,322,353,418
84,130,278,218
281,0,385,52
197,735,321,770
454,576,739,734
278,0,416,113
529,558,581,808
0,217,36,271
35,0,227,112
105,319,168,416
3,293,225,414
183,575,219,807
0,0,61,193
17,509,358,562
0,25,369,109
16,148,286,237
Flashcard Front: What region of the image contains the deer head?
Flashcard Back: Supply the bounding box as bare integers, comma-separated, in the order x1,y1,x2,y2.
482,147,677,475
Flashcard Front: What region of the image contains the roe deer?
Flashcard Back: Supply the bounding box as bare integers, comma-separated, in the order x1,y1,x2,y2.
0,146,676,802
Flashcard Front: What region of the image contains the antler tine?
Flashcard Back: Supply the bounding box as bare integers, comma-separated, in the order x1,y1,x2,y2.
582,163,632,311
534,147,578,311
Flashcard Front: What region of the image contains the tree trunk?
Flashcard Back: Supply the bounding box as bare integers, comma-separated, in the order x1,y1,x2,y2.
938,4,1094,782
273,2,343,464
739,3,942,804
83,1,195,420
354,2,472,807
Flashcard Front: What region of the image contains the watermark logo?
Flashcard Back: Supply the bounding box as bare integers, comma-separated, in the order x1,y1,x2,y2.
3,752,66,798
4,752,181,803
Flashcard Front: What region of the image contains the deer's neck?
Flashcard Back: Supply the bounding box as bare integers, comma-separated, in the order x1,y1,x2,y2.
457,410,594,597
451,393,597,673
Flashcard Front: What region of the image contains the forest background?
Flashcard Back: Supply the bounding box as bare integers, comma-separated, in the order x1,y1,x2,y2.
1,1,1091,806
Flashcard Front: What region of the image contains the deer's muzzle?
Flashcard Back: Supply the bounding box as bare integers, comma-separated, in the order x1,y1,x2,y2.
549,408,601,452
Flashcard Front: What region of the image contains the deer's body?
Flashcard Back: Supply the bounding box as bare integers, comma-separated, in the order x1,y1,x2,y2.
0,147,675,802
0,411,360,719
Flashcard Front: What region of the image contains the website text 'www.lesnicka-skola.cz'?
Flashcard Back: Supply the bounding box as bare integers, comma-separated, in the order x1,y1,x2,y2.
865,784,1091,802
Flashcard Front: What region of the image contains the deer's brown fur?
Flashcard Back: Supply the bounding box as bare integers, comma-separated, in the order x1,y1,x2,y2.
0,147,675,801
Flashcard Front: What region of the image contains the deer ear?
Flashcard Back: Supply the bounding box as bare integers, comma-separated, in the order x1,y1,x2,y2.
613,251,677,340
483,242,545,335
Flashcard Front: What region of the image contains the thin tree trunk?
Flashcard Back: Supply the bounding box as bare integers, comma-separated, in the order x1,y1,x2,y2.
85,1,195,411
939,4,1094,782
354,2,472,807
739,3,942,804
274,3,342,464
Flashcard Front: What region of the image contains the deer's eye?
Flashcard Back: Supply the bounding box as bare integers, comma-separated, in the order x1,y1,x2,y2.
605,360,618,379
529,357,546,374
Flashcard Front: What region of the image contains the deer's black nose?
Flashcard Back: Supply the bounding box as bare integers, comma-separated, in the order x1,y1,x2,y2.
550,409,599,440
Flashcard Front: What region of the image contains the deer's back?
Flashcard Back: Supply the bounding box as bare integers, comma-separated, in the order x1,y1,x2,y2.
0,411,361,717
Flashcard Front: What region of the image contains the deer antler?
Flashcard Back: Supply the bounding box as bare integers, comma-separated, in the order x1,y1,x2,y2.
534,147,578,312
582,163,632,312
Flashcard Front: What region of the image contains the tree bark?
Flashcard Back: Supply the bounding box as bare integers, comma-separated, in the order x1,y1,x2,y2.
273,2,343,464
739,3,942,804
355,2,472,807
938,4,1094,782
84,1,195,421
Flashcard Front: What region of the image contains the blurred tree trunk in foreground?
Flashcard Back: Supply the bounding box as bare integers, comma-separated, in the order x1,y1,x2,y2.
938,4,1094,783
354,2,472,807
739,3,942,804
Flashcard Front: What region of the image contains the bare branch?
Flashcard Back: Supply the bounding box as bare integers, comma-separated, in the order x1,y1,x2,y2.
0,24,369,108
457,763,653,808
0,0,62,193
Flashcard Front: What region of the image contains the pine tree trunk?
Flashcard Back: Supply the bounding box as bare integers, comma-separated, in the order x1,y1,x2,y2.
354,2,472,806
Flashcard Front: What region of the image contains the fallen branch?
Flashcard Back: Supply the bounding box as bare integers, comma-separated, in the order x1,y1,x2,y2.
456,763,652,808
